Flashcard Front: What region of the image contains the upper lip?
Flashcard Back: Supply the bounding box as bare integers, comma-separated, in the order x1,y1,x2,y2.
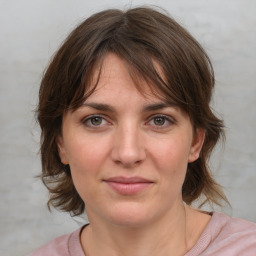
103,176,153,184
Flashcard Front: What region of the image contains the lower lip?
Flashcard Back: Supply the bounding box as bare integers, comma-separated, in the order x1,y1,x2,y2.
105,182,152,195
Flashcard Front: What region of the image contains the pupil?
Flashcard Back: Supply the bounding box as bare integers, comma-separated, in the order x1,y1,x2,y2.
91,117,102,125
154,117,165,125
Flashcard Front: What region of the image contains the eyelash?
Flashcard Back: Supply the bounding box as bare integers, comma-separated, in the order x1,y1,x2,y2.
81,114,175,129
82,115,109,128
147,114,175,129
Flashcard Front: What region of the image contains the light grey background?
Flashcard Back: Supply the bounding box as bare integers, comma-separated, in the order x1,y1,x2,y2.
0,0,255,255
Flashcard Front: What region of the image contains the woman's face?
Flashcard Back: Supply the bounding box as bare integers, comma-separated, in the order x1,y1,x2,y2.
58,53,204,227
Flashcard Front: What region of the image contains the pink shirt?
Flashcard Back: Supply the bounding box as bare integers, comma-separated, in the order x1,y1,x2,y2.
29,212,256,256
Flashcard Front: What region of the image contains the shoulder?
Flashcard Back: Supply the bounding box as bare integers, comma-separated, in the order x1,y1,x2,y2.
204,212,256,255
28,233,71,256
211,212,256,238
28,227,85,256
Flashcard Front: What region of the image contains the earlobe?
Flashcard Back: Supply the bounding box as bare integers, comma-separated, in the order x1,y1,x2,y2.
188,128,205,163
57,136,69,165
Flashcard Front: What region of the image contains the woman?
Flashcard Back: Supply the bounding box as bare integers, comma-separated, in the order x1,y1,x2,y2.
30,7,256,256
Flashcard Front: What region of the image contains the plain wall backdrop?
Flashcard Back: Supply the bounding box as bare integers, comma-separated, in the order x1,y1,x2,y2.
0,0,255,255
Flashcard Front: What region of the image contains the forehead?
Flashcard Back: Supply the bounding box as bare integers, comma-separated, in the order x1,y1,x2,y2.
86,52,173,104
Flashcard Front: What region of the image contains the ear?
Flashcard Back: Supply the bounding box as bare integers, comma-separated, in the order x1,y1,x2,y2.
57,136,69,165
188,128,205,163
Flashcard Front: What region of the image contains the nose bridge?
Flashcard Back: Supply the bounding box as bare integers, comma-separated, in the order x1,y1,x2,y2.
111,119,146,167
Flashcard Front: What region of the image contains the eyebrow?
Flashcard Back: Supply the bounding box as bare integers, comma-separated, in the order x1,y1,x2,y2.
81,102,176,112
142,102,176,112
81,103,116,112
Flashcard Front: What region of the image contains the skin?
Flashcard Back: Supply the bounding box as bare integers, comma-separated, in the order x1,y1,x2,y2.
57,53,211,256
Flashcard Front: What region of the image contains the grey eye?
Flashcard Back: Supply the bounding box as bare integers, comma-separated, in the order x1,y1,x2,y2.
153,117,166,126
90,117,103,126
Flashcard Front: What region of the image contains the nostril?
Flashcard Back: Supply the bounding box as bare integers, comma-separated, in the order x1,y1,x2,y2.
110,126,146,167
111,143,146,167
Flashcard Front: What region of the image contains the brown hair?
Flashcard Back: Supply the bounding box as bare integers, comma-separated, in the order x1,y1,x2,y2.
37,7,227,216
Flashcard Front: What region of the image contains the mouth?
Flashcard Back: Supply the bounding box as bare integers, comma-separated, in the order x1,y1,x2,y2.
103,176,154,195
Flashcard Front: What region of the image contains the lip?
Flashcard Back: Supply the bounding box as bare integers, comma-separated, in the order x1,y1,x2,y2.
103,176,154,195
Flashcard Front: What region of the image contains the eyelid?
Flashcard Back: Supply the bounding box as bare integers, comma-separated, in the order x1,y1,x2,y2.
81,114,110,128
148,113,175,121
80,113,176,129
146,114,176,127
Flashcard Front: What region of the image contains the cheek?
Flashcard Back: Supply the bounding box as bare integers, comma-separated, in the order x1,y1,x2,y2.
65,135,111,197
151,136,191,173
150,135,192,196
67,134,109,169
66,140,104,204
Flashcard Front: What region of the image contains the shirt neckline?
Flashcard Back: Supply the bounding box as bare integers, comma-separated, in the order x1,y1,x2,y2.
68,212,225,256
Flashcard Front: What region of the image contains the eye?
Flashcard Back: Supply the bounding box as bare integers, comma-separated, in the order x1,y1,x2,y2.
82,115,108,128
153,116,166,126
147,115,175,129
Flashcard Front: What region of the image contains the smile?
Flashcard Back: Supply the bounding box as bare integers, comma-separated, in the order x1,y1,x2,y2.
103,176,154,195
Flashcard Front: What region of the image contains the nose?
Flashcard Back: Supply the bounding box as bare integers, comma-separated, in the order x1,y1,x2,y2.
111,124,146,168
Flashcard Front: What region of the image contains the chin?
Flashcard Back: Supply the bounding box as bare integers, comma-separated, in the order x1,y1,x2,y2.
104,202,156,228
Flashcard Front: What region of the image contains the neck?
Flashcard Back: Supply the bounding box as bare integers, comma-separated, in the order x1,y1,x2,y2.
81,203,192,256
